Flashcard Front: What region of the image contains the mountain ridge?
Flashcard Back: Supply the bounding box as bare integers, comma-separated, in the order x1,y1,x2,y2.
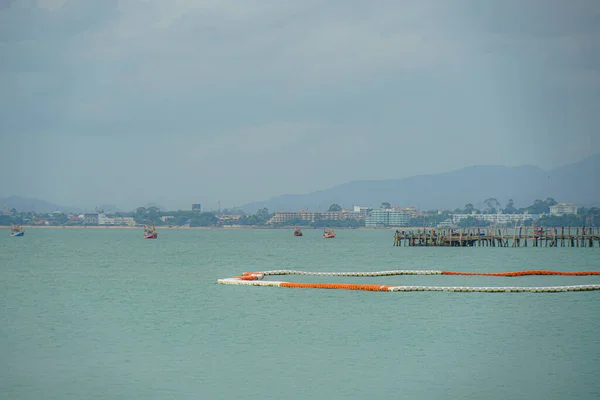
3,155,598,214
240,154,600,212
0,195,83,214
0,196,165,214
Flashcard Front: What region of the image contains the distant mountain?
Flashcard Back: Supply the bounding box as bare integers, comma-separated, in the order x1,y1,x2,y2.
0,196,164,214
0,195,82,214
240,154,600,212
143,203,167,211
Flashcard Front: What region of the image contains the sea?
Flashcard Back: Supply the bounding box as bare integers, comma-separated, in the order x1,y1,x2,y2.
1,228,599,399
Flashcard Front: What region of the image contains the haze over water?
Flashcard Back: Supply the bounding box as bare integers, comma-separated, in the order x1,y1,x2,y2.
2,228,599,399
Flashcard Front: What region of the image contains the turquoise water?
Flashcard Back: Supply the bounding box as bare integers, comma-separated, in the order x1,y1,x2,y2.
1,228,600,399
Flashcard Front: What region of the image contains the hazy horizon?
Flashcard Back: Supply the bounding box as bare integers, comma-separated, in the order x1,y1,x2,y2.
2,153,598,213
2,1,599,211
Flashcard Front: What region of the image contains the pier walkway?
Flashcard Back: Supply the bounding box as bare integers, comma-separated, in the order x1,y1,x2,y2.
393,226,600,247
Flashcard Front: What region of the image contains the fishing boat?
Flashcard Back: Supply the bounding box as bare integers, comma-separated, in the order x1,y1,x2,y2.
143,224,158,239
10,224,24,237
322,228,335,239
294,227,303,237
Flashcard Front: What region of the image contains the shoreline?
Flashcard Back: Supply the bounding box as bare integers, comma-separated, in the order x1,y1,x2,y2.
1,225,427,231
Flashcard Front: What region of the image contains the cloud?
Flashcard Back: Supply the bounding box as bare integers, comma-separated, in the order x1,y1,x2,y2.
1,0,599,209
5,0,597,137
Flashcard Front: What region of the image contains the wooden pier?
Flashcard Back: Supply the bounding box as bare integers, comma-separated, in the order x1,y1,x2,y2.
393,226,600,248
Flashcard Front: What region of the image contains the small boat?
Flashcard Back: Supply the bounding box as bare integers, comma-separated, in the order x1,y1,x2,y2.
294,227,303,237
322,228,335,239
143,224,158,239
10,224,24,237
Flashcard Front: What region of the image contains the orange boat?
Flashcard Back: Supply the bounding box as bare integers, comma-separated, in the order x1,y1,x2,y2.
10,224,25,237
322,228,335,238
143,224,158,239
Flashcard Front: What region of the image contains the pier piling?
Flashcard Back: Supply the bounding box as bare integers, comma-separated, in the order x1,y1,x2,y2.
392,226,600,248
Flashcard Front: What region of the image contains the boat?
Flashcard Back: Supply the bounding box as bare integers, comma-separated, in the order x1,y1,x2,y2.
143,224,158,239
294,227,303,237
322,228,335,239
10,224,24,237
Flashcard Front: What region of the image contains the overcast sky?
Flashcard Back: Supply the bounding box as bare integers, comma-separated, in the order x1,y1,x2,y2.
1,0,599,211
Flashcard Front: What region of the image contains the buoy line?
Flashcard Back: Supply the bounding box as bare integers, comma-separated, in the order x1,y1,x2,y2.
253,269,600,277
217,270,600,293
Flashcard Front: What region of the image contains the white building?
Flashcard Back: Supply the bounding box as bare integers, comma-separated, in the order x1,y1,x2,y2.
97,213,110,225
268,211,361,224
97,214,136,226
353,206,372,216
392,206,419,217
116,217,136,226
437,219,454,228
451,212,538,225
549,203,578,216
365,210,410,227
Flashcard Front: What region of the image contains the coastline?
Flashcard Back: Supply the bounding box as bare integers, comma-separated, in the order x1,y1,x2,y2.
0,225,426,231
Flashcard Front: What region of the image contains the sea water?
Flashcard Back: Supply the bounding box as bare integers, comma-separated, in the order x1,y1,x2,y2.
1,228,599,399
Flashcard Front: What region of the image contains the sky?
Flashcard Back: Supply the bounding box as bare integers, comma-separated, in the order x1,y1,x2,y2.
1,0,599,211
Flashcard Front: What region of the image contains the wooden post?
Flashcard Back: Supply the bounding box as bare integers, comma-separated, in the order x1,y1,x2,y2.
569,226,572,247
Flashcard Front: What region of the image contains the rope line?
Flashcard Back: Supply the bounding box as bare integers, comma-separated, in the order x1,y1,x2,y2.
218,269,600,293
240,270,600,279
217,278,600,293
441,270,600,276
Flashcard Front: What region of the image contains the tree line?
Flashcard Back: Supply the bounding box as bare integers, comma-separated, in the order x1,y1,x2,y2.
455,197,558,215
2,198,599,228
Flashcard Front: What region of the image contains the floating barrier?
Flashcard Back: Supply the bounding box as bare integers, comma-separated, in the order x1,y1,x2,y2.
258,270,443,277
244,269,600,277
441,270,600,277
217,269,600,293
